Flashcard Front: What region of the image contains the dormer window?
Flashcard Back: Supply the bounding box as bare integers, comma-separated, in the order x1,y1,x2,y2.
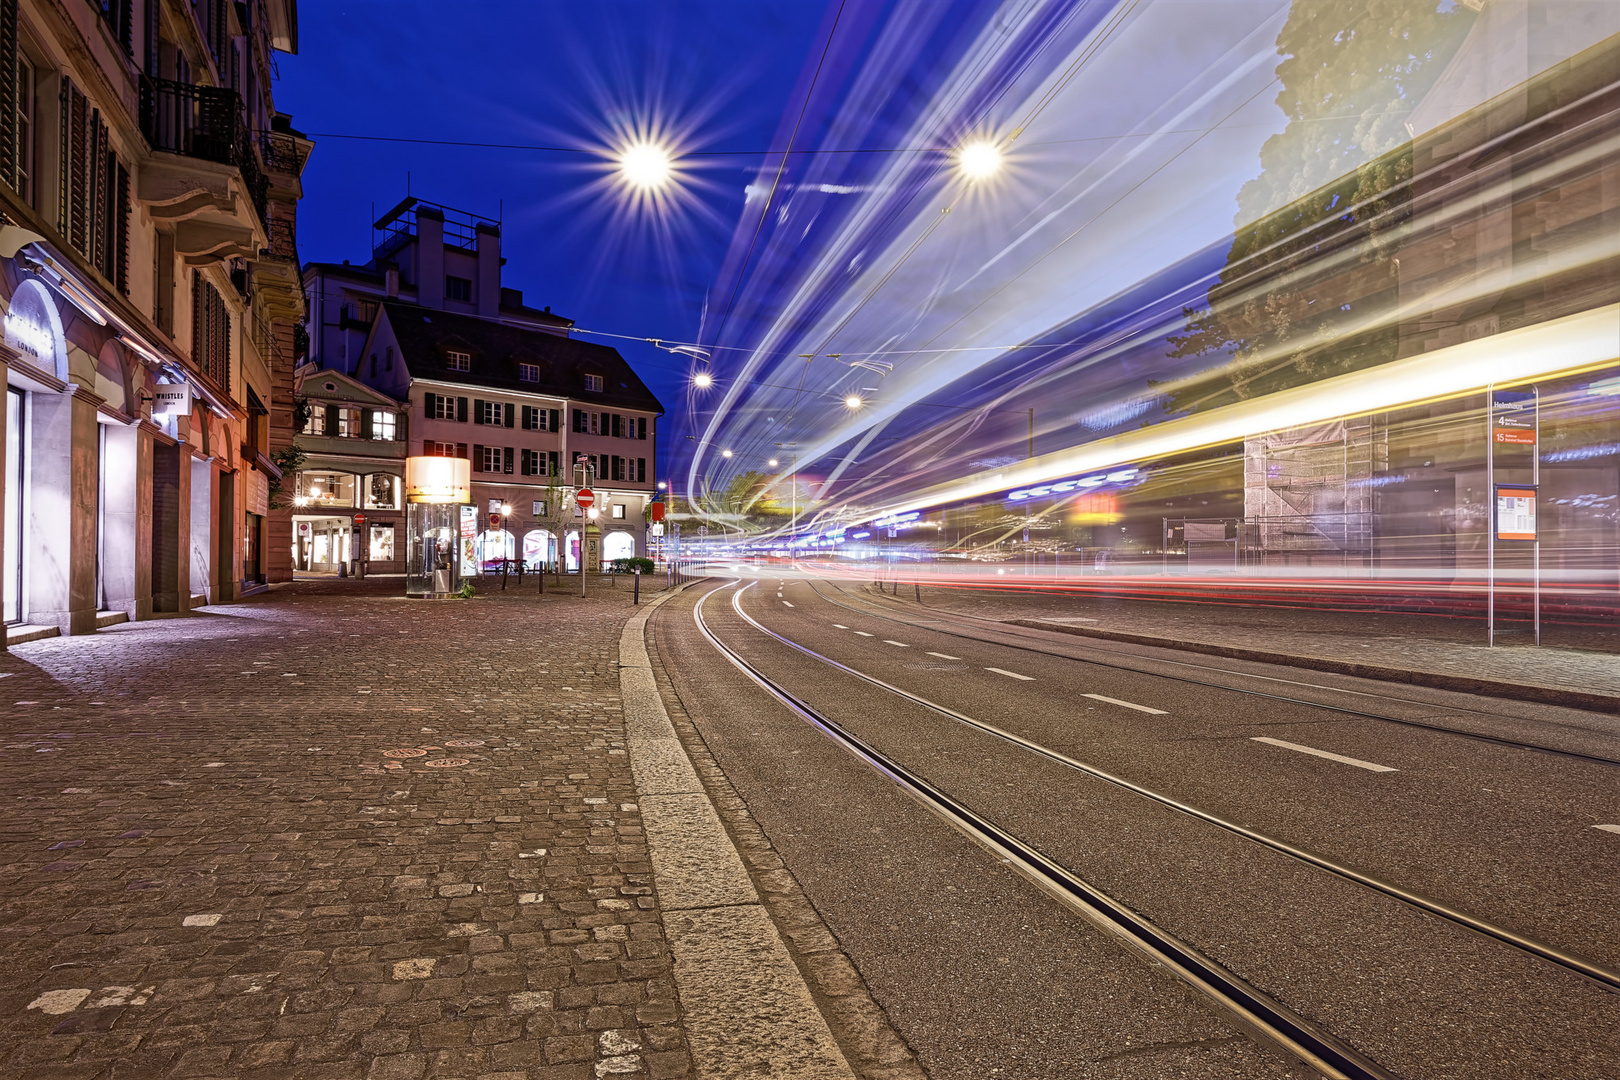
518,363,540,383
446,350,471,372
446,275,472,302
583,373,603,392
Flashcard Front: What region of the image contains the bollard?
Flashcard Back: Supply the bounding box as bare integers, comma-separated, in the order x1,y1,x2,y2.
501,559,508,591
634,569,640,605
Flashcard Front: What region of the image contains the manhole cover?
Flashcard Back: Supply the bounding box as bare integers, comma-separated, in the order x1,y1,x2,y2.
382,748,427,759
443,739,485,748
423,758,469,768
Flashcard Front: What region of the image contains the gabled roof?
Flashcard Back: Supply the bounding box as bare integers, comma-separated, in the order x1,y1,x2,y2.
295,364,407,409
379,302,664,414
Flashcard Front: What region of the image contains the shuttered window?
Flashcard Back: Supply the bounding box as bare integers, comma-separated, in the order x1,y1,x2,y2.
191,273,231,391
57,78,129,294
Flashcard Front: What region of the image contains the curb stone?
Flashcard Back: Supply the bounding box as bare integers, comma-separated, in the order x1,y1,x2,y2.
1003,618,1620,713
621,585,857,1080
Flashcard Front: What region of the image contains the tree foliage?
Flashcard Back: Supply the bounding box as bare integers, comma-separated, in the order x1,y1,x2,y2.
1164,1,1474,415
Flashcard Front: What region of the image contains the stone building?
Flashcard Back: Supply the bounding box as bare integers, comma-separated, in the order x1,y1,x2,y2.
284,198,662,578
0,0,307,644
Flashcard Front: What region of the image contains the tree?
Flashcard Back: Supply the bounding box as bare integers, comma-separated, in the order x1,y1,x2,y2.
1164,0,1474,414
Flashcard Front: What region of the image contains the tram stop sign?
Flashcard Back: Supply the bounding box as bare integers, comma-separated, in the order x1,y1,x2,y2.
575,488,596,510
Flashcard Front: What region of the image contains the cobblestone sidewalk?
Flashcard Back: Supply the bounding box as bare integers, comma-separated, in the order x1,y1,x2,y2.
0,576,690,1080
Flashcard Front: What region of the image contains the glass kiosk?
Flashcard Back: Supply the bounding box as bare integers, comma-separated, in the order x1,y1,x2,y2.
404,456,472,598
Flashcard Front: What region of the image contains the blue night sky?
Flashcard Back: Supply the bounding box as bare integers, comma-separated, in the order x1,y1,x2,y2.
278,0,833,414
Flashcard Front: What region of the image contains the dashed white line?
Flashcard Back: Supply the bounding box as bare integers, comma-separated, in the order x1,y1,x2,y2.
1595,824,1620,836
926,652,961,661
782,601,794,607
985,667,1034,681
1083,693,1167,715
854,631,875,637
882,640,909,647
1251,737,1397,773
832,624,849,629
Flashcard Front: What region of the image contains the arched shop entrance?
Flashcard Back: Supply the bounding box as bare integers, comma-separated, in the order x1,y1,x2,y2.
603,530,635,563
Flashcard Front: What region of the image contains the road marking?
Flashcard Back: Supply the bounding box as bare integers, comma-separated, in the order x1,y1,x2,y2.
1251,737,1397,773
926,652,961,660
985,667,1034,681
1595,824,1620,835
854,631,875,637
882,640,909,647
832,624,849,629
1083,693,1167,715
782,601,794,607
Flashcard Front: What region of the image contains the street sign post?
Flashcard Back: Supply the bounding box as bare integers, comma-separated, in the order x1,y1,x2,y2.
1486,386,1541,647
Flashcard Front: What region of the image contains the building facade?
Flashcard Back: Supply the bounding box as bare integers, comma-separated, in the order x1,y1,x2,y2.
0,0,306,645
284,198,662,579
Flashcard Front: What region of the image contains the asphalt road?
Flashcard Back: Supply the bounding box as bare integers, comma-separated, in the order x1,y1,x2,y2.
652,571,1620,1079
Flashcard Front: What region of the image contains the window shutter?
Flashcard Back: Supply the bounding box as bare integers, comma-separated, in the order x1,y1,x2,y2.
548,451,558,477
550,409,560,432
145,0,159,74
118,0,133,54
638,419,648,441
472,444,485,471
638,458,646,483
457,442,468,459
424,392,437,416
573,409,586,433
456,397,468,422
504,447,514,474
611,414,622,438
325,404,338,433
472,398,484,424
504,403,515,428
361,410,374,439
115,162,129,295
0,0,17,189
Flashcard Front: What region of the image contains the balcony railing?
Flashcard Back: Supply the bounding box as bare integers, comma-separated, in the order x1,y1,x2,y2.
139,75,268,228
264,216,297,262
260,131,306,175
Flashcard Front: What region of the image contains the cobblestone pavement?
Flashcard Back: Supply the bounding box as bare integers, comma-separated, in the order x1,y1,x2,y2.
0,575,691,1080
893,580,1620,696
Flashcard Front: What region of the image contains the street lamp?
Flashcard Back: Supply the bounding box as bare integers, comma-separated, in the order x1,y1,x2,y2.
843,394,864,410
692,371,714,389
957,140,1002,181
617,140,674,191
721,449,733,458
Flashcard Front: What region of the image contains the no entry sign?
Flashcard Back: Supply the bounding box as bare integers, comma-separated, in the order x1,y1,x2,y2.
575,488,595,510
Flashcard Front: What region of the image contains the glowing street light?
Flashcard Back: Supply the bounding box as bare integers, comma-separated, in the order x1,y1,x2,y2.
692,371,714,389
721,449,733,458
843,394,865,410
768,458,779,468
617,140,674,191
957,140,1001,181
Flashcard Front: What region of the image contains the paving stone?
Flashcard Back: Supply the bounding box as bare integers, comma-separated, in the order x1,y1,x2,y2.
0,577,694,1080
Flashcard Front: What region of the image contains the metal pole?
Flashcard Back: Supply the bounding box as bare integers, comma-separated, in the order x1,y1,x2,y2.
1486,385,1495,648
634,568,640,605
1533,384,1541,647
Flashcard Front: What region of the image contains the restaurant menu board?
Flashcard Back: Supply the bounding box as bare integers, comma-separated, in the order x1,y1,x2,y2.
459,505,479,576
1495,485,1537,541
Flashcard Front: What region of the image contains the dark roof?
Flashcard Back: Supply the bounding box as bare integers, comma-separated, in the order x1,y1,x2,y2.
381,302,664,414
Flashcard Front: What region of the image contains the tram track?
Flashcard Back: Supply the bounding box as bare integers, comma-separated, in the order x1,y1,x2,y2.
804,577,1620,769
690,579,1399,1080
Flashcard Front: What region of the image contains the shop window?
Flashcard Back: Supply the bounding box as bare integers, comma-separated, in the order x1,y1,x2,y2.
372,411,396,440
369,525,395,561
366,475,399,509
446,350,471,372
518,363,540,383
297,472,355,508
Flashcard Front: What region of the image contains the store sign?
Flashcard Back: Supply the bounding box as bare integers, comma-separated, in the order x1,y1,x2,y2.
152,383,191,415
458,505,478,576
1495,484,1537,541
3,281,65,376
405,455,471,504
1491,390,1537,445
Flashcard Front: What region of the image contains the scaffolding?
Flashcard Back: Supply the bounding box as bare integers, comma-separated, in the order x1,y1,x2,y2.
1243,417,1385,566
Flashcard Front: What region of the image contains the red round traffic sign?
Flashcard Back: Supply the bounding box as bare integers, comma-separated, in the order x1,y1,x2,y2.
352,514,366,526
575,488,595,509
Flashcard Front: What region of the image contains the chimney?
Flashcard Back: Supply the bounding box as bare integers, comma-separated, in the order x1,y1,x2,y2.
384,264,399,298
417,207,445,309
475,222,500,318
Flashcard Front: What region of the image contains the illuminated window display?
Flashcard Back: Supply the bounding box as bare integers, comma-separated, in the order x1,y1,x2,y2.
370,525,395,560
